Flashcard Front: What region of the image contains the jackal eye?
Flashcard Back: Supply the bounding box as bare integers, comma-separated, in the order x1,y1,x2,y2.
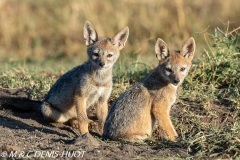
93,53,99,57
180,67,185,71
107,54,112,57
166,68,172,72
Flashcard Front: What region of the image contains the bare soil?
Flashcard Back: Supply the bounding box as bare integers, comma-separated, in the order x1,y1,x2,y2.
0,87,236,159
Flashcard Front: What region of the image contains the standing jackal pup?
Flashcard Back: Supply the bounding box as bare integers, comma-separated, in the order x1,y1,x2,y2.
103,37,195,142
41,21,129,139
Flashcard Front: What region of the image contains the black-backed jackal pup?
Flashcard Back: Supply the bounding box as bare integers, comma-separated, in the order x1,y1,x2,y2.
103,37,195,142
41,21,129,143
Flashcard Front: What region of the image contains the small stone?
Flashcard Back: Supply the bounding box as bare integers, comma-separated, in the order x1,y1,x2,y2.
74,132,100,147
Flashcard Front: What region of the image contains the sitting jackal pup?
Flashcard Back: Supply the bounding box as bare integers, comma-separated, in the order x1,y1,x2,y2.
103,37,195,142
41,21,129,138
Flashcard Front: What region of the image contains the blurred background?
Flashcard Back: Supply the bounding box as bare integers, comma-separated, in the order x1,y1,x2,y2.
0,0,239,63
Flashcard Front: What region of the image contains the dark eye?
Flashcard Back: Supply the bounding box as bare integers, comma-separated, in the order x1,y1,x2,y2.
93,53,99,57
180,67,185,71
166,68,172,72
107,54,112,57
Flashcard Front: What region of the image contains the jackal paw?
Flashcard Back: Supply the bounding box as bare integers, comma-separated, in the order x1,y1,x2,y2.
68,119,95,128
68,119,79,128
168,134,178,142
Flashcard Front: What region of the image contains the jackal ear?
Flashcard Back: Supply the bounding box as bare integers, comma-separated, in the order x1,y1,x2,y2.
83,21,98,46
155,38,170,61
111,27,129,50
181,37,195,60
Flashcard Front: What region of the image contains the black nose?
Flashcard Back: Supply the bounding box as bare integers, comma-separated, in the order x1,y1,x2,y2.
174,79,180,84
99,62,105,67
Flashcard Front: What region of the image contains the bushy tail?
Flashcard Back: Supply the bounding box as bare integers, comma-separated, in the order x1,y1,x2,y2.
0,97,42,112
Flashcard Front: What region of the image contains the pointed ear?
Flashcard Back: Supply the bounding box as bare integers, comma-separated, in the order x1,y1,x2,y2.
155,38,170,61
181,37,195,60
111,27,129,50
83,21,98,46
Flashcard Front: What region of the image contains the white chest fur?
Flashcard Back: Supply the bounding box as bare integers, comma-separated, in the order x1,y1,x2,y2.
96,87,105,96
86,86,107,108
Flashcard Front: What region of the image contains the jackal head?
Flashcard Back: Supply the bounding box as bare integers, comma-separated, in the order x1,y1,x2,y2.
155,37,196,86
83,21,129,69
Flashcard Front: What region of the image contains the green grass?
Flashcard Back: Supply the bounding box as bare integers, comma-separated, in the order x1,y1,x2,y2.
177,27,240,158
0,28,239,159
182,28,240,104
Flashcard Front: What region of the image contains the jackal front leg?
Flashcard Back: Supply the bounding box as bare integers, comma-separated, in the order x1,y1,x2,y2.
74,96,100,146
75,97,89,135
96,97,108,135
152,104,178,141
